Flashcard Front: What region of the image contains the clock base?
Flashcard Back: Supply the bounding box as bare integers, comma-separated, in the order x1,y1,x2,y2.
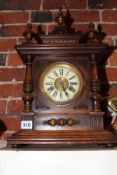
7,130,117,149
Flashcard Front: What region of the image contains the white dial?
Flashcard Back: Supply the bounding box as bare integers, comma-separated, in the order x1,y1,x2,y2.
39,62,83,105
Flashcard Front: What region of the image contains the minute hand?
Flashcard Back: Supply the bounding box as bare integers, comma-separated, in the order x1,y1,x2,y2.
61,82,70,99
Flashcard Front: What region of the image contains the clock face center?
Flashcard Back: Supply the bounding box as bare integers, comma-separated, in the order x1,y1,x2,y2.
54,77,69,91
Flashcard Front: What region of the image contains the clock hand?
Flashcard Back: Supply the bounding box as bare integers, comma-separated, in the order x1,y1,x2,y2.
60,81,65,91
60,81,69,99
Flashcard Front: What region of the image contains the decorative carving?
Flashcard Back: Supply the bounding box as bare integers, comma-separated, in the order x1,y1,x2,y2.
90,115,103,130
22,10,106,44
74,97,88,109
34,96,50,110
43,118,80,127
40,35,81,45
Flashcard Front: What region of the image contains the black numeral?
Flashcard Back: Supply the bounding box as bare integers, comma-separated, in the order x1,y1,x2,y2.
69,75,75,80
64,91,70,99
59,68,63,76
65,70,70,77
70,82,78,85
60,92,63,99
52,90,58,98
69,86,76,93
48,76,54,80
46,82,53,86
47,86,54,93
53,71,58,77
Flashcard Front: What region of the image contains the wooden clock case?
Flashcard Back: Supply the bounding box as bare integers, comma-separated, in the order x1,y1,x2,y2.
7,12,117,148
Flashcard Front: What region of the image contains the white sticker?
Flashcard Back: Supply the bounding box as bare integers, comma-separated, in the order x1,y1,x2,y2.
21,121,33,129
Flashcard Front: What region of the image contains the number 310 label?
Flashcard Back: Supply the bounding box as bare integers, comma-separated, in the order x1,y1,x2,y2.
21,121,33,129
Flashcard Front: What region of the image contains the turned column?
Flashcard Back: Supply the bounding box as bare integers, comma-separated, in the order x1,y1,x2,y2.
22,54,34,112
90,53,102,112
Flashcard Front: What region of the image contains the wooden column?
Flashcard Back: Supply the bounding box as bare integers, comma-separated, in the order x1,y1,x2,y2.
90,53,102,112
22,54,34,112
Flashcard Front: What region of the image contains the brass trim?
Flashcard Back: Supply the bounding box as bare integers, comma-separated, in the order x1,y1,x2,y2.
38,62,84,106
108,96,117,112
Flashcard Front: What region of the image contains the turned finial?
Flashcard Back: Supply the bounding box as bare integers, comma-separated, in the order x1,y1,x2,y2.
64,9,75,34
87,23,98,42
97,24,106,42
23,23,34,43
55,8,65,26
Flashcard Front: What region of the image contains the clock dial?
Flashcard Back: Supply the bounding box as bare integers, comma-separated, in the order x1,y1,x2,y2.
39,62,84,105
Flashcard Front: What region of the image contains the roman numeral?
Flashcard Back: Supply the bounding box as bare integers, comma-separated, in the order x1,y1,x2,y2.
47,86,54,93
46,82,53,86
64,91,70,99
70,82,78,85
65,70,70,77
60,92,63,99
48,76,54,80
69,86,76,93
59,68,63,76
52,90,58,98
69,75,75,80
53,71,59,77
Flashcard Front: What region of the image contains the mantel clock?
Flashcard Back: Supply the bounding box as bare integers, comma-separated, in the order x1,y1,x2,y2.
7,9,117,148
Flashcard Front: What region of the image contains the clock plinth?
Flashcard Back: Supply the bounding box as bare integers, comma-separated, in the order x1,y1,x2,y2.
8,130,117,149
7,34,117,148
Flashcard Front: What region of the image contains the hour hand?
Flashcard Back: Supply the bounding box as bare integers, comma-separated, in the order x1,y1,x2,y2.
60,82,70,99
60,81,65,91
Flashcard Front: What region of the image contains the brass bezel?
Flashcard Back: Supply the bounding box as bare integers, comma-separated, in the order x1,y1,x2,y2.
108,96,117,112
38,62,84,106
